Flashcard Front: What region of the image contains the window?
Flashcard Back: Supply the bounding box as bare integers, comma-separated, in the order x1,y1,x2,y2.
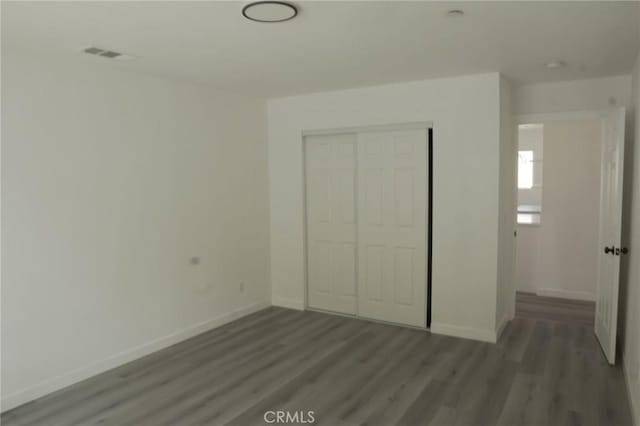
518,150,534,189
517,124,543,225
517,212,541,225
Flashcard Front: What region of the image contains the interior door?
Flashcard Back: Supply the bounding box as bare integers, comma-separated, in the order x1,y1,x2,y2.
595,107,626,364
305,133,357,315
357,129,428,327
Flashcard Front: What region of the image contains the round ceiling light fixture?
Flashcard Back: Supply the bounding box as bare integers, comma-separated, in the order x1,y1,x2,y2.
242,1,298,23
446,9,464,17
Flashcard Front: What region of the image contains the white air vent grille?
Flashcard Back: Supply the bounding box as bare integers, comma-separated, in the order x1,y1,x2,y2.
83,47,134,60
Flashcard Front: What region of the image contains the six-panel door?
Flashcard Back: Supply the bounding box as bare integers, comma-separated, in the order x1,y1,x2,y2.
595,108,626,364
356,129,428,327
305,134,358,315
304,128,428,327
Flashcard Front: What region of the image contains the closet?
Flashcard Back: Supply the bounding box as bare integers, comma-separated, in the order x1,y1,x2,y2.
304,125,431,328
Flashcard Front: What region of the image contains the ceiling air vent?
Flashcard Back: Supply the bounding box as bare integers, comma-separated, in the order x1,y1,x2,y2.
83,47,134,60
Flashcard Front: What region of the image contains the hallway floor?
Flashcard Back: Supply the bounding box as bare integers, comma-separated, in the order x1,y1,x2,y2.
516,291,596,325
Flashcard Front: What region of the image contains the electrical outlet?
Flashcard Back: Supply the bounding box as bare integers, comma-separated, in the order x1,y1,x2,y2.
239,282,245,293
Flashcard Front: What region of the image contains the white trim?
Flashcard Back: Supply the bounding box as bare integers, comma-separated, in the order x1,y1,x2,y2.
272,296,305,310
302,121,433,137
495,314,511,341
306,307,428,332
302,137,310,313
517,222,541,228
623,355,640,426
0,301,269,412
430,322,497,343
536,287,595,302
509,295,516,320
517,109,608,125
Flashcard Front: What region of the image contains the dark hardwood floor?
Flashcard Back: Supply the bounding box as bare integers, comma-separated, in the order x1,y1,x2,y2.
2,297,632,426
516,291,596,325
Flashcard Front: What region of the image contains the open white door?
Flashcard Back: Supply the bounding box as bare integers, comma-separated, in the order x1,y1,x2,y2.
595,107,626,364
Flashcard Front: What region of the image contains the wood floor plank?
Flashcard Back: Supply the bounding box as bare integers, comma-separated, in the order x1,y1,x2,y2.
515,292,595,325
519,320,553,376
2,294,634,426
395,379,448,425
448,351,519,425
162,319,380,425
498,316,535,362
9,308,305,425
495,373,545,426
20,310,321,425
87,314,353,425
331,334,456,425
223,323,402,426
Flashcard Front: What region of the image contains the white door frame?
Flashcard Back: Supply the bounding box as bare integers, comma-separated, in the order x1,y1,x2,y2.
516,109,609,125
302,121,434,138
301,121,433,328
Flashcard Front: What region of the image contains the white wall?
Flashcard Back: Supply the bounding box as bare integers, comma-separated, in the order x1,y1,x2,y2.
515,226,541,294
515,119,602,301
622,50,640,426
268,73,509,342
1,51,271,410
516,75,632,115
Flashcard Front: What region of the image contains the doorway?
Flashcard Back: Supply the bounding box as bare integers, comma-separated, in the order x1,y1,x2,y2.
514,109,626,364
303,124,432,329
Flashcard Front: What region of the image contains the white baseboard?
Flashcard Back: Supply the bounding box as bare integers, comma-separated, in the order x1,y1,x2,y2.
430,322,497,343
495,314,511,341
536,287,595,301
1,301,270,412
272,296,305,310
623,355,640,426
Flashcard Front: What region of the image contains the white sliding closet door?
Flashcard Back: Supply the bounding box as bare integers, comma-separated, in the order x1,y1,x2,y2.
357,129,428,327
305,134,357,315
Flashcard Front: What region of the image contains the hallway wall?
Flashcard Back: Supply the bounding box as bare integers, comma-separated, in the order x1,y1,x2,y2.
515,119,602,301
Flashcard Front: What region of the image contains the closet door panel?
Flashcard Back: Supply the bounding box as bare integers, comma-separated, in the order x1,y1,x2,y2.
305,134,357,315
357,129,427,327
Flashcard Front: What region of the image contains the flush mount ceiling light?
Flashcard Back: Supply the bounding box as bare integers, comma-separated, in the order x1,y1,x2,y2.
242,1,298,23
545,59,566,69
519,123,544,130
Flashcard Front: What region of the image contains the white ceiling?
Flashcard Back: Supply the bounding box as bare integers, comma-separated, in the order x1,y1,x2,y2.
3,1,639,97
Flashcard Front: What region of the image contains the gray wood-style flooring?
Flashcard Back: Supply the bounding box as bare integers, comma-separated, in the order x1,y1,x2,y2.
516,292,596,325
2,295,633,425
